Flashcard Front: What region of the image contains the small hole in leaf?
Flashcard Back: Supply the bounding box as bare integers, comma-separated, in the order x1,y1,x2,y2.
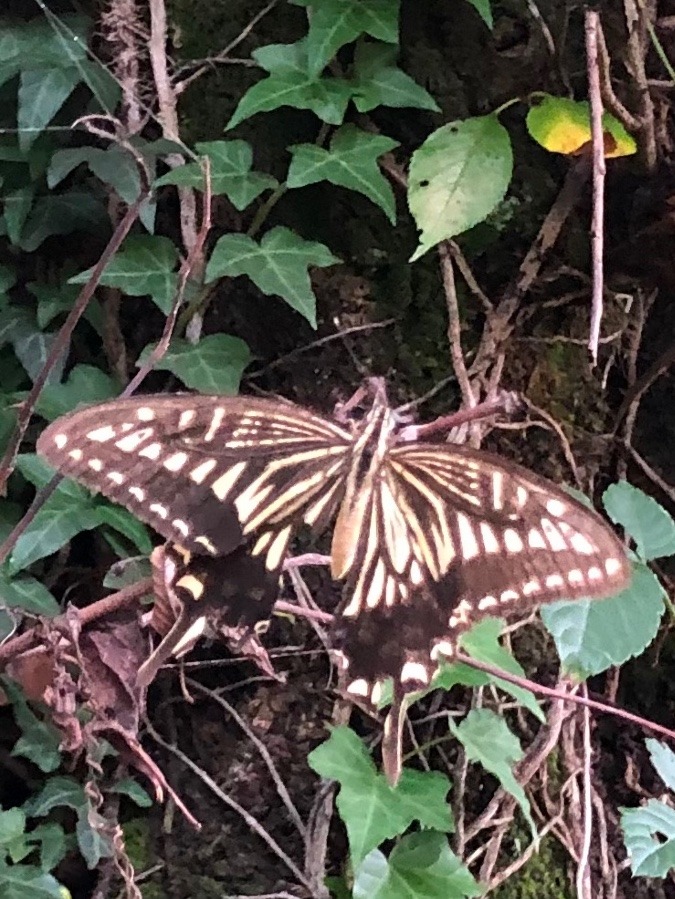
419,180,429,187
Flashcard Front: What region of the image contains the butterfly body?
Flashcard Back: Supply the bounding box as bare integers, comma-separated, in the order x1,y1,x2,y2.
37,382,630,780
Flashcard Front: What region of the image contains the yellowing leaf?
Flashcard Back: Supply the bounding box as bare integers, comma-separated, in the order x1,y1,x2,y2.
527,95,636,158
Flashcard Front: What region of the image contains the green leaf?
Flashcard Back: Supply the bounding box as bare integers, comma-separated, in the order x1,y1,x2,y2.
29,823,66,873
227,39,352,129
352,41,439,113
110,778,153,808
2,679,62,773
458,618,543,721
31,281,102,334
408,115,513,260
24,777,87,818
19,191,108,252
353,832,481,899
76,813,113,869
621,800,675,877
308,727,452,866
49,147,142,205
3,187,34,247
465,0,493,29
646,739,675,792
155,141,278,211
540,563,664,677
0,809,26,847
0,861,65,899
603,481,675,562
95,504,152,554
69,235,178,314
18,67,80,150
0,306,67,385
294,0,400,77
35,365,119,421
451,708,536,840
0,570,60,616
206,226,340,326
288,125,398,223
137,334,251,394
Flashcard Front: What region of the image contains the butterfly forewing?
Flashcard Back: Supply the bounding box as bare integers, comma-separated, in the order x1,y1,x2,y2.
38,395,353,560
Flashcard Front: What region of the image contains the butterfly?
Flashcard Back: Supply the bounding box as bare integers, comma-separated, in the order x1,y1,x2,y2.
37,379,630,783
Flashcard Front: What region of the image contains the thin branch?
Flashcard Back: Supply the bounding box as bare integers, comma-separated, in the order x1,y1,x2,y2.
585,10,606,366
438,243,475,407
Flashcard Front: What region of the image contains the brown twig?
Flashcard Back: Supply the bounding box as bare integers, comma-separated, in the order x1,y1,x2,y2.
0,193,147,498
585,10,606,367
438,243,476,407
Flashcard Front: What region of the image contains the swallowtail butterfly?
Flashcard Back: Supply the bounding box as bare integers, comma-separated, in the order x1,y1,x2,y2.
37,380,630,783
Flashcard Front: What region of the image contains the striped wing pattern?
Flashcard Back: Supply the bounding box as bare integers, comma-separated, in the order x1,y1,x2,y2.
333,443,629,707
38,389,631,782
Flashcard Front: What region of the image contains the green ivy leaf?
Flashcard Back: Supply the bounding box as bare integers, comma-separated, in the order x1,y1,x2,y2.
353,832,481,899
18,67,81,151
137,334,251,394
3,679,62,773
0,808,27,847
465,0,493,29
23,777,87,818
621,800,675,877
408,115,513,260
110,778,153,808
76,813,113,869
35,365,119,421
155,140,278,211
227,39,352,128
19,191,108,252
0,861,65,899
95,504,152,555
288,125,399,223
0,306,67,385
206,226,340,326
645,737,675,790
352,41,439,113
294,0,400,77
457,618,543,721
540,563,664,677
451,708,535,840
646,739,675,792
0,570,60,616
69,235,179,314
29,823,66,873
603,481,675,562
31,282,103,335
308,726,452,866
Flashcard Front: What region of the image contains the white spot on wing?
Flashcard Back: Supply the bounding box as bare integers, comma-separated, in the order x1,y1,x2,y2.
55,434,68,449
541,518,567,552
149,502,168,519
195,535,217,554
88,459,103,472
139,443,161,461
605,558,623,577
479,522,500,554
570,532,595,554
478,595,498,610
546,498,566,517
265,526,290,571
172,518,189,537
409,560,424,585
190,458,217,483
492,472,504,510
545,574,564,589
129,486,145,501
163,452,188,472
68,448,82,461
115,428,154,452
588,566,602,581
107,471,125,485
179,409,196,429
204,408,225,442
528,528,547,549
568,569,584,585
86,425,116,442
211,462,247,500
347,678,369,697
136,407,155,421
457,513,480,560
523,579,540,596
400,661,429,684
504,529,524,553
499,589,519,603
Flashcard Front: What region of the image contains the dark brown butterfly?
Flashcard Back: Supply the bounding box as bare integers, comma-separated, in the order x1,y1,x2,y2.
37,380,630,783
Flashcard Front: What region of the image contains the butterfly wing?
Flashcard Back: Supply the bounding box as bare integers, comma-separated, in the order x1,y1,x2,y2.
38,394,353,560
332,442,631,700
